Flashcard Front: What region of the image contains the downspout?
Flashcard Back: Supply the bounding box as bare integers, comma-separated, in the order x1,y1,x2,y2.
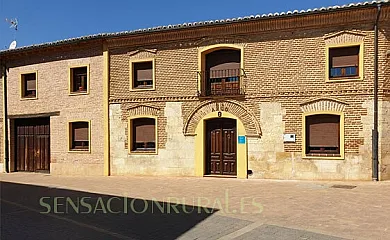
1,61,9,173
103,42,110,176
372,4,381,181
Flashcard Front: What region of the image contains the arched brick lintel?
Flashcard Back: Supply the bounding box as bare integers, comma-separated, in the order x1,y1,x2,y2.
126,104,160,116
183,100,261,137
300,97,348,113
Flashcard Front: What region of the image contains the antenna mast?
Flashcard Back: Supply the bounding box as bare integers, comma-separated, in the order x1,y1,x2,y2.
5,18,18,49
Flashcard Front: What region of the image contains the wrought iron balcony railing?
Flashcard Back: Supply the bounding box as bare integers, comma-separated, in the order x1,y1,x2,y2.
197,68,245,97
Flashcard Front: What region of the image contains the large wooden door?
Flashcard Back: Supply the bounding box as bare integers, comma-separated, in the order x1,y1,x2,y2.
206,118,237,176
15,118,50,172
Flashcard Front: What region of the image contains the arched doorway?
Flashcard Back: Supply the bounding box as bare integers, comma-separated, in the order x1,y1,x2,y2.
193,110,249,179
205,118,237,176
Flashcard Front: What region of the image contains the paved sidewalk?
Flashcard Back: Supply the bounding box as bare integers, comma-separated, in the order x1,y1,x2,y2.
1,173,390,240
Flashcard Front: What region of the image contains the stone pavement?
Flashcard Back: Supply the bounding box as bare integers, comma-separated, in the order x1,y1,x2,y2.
1,173,390,240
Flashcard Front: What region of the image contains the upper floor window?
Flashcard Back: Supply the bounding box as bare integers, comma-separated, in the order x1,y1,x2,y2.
21,72,37,99
70,66,89,94
199,48,244,97
69,121,90,152
328,45,360,80
305,114,340,157
130,59,155,90
130,117,156,153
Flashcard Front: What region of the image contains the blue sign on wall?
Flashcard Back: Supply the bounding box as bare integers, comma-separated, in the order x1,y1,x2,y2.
238,136,246,144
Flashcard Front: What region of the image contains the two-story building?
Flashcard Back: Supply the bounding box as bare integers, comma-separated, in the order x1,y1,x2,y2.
0,38,107,175
106,1,390,180
1,1,390,180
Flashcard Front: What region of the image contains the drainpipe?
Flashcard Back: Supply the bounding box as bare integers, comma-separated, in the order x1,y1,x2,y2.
372,4,381,181
1,61,9,173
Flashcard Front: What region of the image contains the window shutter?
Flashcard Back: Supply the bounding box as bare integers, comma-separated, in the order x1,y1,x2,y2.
330,46,359,68
23,73,36,91
134,118,155,143
73,124,89,141
137,68,153,81
26,79,36,91
307,115,340,147
134,62,153,81
206,49,241,78
73,67,87,77
332,55,359,68
209,63,240,78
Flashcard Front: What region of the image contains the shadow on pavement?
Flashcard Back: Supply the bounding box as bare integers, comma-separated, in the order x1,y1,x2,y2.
0,181,217,240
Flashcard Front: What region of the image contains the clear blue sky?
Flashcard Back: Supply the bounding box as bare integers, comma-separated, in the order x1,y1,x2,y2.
0,0,357,50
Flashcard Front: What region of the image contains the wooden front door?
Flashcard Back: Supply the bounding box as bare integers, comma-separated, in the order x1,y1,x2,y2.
15,118,50,172
206,118,237,176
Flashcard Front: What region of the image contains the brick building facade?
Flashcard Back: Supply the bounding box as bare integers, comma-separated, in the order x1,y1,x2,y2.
1,1,390,180
107,2,390,180
1,41,106,175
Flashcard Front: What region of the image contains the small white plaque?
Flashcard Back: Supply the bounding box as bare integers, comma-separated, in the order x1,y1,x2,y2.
284,134,296,143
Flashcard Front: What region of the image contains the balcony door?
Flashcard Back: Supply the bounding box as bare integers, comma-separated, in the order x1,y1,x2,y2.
204,49,241,96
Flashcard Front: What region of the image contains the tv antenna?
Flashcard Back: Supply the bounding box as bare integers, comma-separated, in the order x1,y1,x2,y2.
6,18,18,31
5,18,18,49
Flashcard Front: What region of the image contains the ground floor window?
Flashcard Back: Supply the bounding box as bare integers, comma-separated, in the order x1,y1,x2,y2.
305,114,340,157
130,118,156,153
69,121,90,151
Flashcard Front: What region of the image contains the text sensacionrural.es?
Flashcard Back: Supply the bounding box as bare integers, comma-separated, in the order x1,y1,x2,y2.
39,191,263,214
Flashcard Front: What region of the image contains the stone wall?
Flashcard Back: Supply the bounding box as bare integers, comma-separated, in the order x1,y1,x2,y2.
247,99,372,180
381,17,390,180
109,97,375,180
110,102,195,176
380,100,390,180
248,102,285,179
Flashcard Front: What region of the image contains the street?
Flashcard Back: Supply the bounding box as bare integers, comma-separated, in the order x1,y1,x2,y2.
1,173,389,239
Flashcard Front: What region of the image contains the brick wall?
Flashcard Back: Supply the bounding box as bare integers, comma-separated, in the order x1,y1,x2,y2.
5,44,105,175
110,24,382,145
107,8,389,179
110,46,198,100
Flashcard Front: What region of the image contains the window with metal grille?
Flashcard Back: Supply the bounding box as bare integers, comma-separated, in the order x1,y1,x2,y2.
305,114,340,156
132,61,153,89
131,118,156,152
21,73,36,98
329,46,359,79
70,122,89,151
70,67,88,93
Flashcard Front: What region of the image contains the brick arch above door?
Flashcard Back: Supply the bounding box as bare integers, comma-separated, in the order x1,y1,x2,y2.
183,100,261,137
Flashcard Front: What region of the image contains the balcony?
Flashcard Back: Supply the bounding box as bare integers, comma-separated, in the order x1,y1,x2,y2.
197,68,245,97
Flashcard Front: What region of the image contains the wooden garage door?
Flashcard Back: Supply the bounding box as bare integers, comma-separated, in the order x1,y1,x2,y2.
15,118,50,172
